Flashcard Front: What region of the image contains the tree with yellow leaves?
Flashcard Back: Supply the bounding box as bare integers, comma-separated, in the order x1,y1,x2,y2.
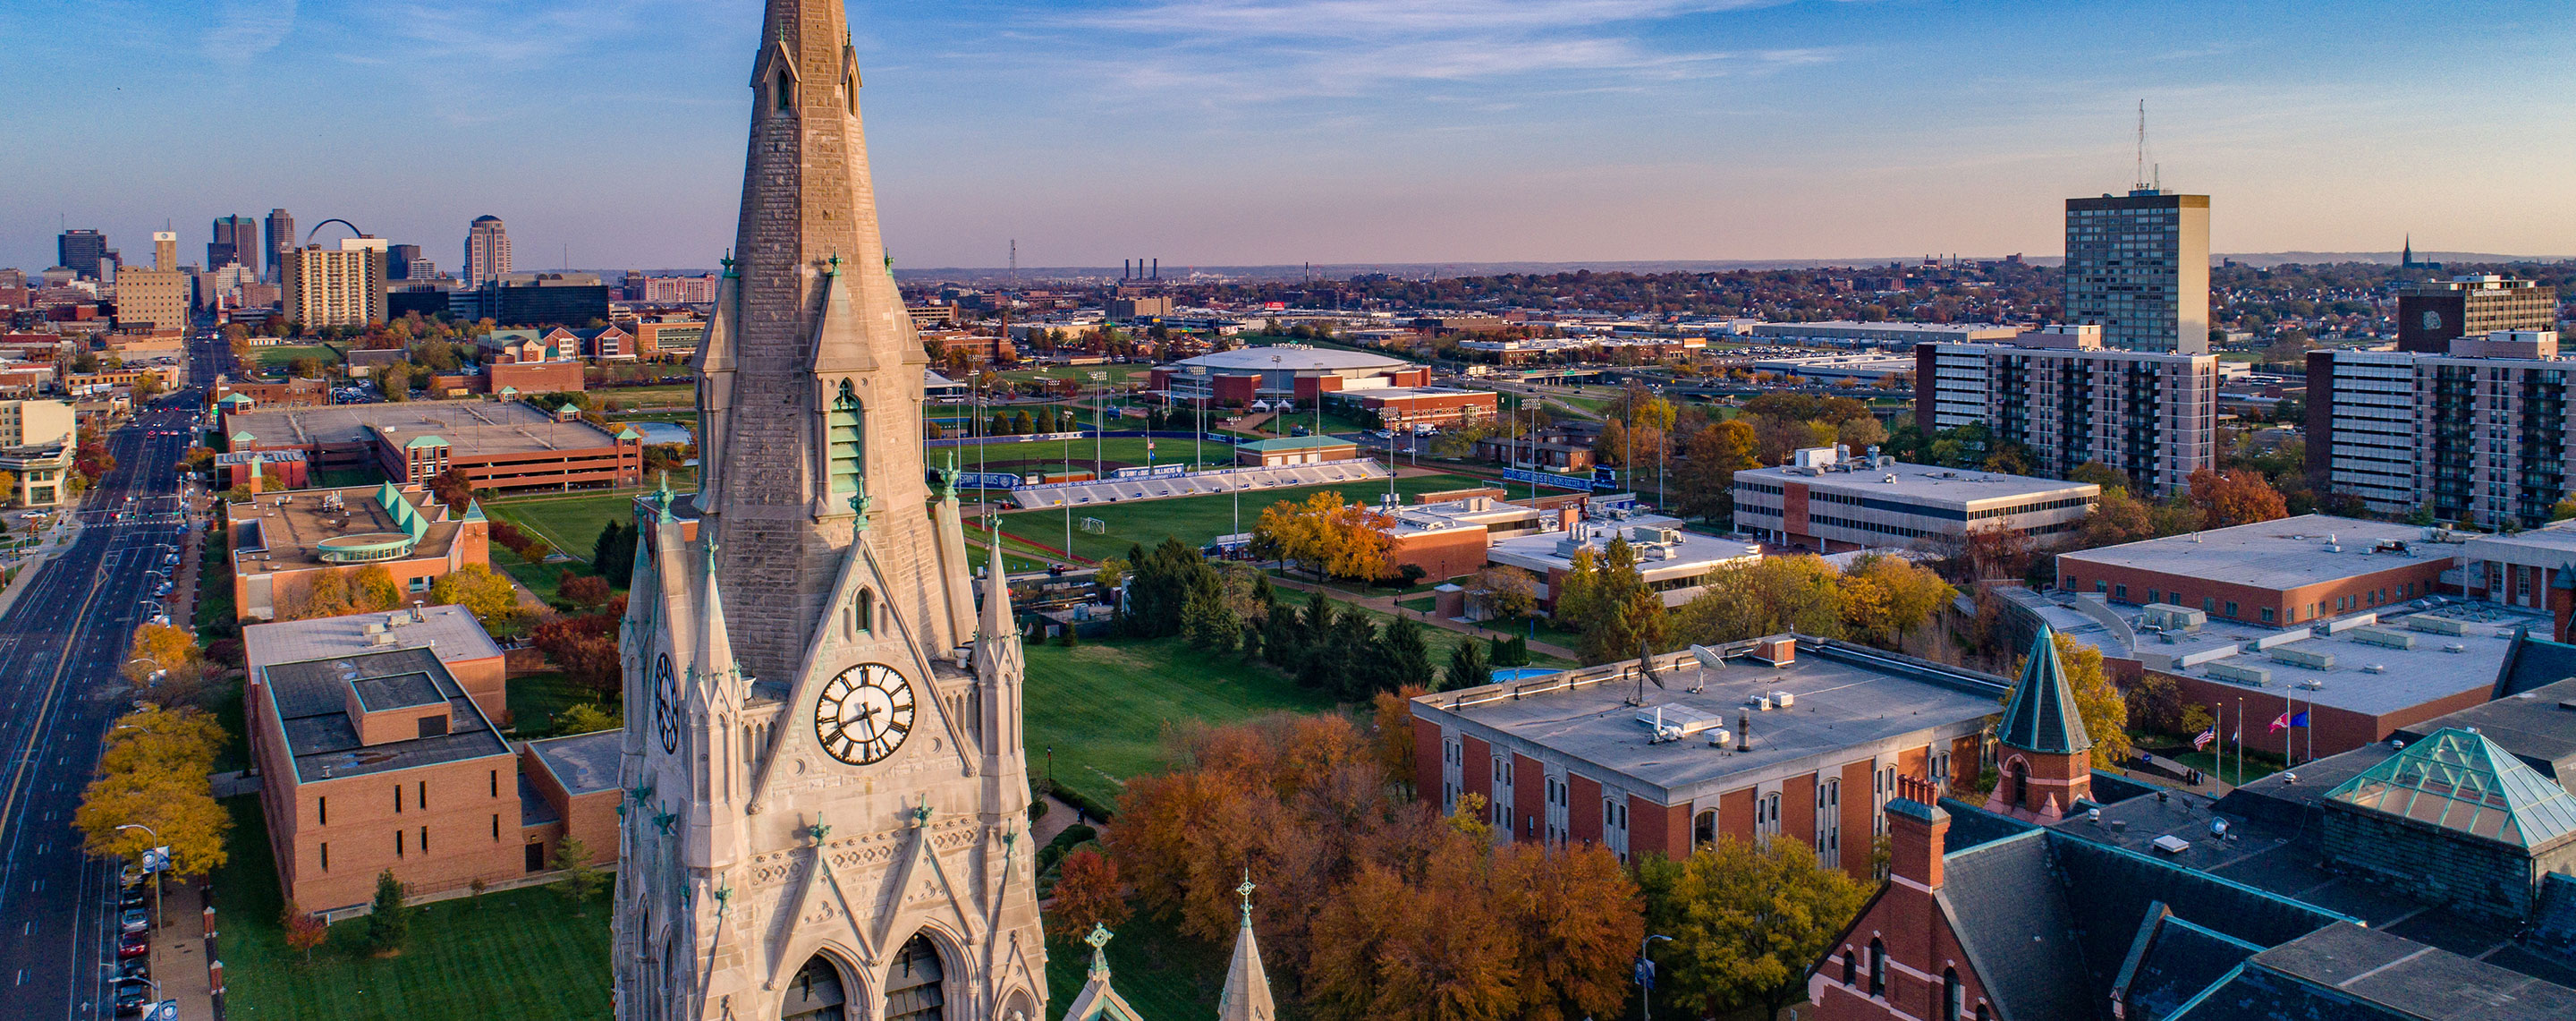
1640,837,1871,1020
121,622,202,688
1252,490,1393,583
75,706,230,881
431,563,521,627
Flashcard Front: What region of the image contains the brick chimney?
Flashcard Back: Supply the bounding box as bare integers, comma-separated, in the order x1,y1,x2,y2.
2551,566,2575,644
1886,778,1950,890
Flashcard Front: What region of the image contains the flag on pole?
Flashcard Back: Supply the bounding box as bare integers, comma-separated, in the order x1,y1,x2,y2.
2268,712,2292,733
2191,727,2216,751
2290,711,2309,727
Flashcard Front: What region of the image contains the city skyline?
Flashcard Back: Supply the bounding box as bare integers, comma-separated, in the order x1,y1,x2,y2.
4,1,2573,275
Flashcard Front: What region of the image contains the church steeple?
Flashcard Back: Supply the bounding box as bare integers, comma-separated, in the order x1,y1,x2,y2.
1218,871,1279,1021
699,0,946,684
1987,625,2094,820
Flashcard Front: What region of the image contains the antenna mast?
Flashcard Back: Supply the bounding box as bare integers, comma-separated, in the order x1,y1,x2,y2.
2134,98,2148,191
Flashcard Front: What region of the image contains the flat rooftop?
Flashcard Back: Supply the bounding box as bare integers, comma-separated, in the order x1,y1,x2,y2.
228,400,619,455
243,604,504,669
2043,591,2532,718
1344,386,1493,402
1416,638,2004,801
1736,460,2097,510
1488,516,1761,593
257,646,508,783
2058,515,2446,591
527,729,623,796
227,485,465,573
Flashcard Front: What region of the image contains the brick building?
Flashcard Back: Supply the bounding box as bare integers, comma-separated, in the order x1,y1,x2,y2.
1151,345,1425,410
1487,517,1760,608
209,375,330,409
1411,634,2000,876
224,481,490,622
1371,494,1573,583
2054,515,2453,628
1324,385,1497,428
243,607,621,913
224,401,643,493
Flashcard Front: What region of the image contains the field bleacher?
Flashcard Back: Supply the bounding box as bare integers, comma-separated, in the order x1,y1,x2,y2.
1006,459,1392,509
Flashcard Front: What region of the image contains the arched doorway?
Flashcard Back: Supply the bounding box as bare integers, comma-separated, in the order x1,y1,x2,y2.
781,955,849,1021
885,932,948,1021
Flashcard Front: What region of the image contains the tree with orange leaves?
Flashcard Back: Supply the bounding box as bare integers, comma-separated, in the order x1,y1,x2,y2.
1049,847,1129,936
2187,467,2290,529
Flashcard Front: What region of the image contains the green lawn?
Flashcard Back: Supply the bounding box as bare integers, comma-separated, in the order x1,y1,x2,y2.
996,363,1157,387
1041,906,1222,1021
1004,472,1483,563
1022,637,1340,813
213,796,612,1021
590,382,694,406
506,671,614,736
254,344,337,368
312,468,379,489
483,492,640,564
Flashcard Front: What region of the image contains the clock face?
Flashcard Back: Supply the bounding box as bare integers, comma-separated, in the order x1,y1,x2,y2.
653,653,680,754
814,663,915,765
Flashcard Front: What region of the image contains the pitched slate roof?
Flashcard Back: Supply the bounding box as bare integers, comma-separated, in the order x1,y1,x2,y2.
1934,830,2096,1021
1999,625,2091,755
2168,922,2576,1020
2326,727,2576,849
2494,632,2576,699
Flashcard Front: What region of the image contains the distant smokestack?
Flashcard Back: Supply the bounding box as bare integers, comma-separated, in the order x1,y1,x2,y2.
1123,260,1131,280
1152,258,1159,280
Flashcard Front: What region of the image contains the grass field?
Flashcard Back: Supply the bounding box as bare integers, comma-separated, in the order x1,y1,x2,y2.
996,363,1157,386
1040,906,1222,1020
213,797,613,1021
590,382,694,406
254,344,337,368
506,671,615,736
483,492,637,563
1022,637,1341,813
1002,472,1483,563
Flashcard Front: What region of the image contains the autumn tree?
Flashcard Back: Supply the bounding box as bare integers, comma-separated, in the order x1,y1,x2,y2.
430,564,521,627
2078,487,2159,549
558,571,614,609
1050,848,1130,936
2187,468,2289,529
1553,540,1670,665
1675,556,1845,645
1251,490,1393,583
2067,460,2133,492
1673,419,1759,523
284,900,329,963
76,706,230,881
1640,838,1871,1020
121,622,203,689
531,608,621,701
351,564,402,612
1467,565,1538,622
1836,554,1956,648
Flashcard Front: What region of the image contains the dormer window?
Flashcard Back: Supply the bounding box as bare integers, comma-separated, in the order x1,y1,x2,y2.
774,69,793,112
828,379,864,498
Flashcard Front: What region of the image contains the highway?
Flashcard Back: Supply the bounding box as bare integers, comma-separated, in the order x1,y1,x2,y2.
0,335,216,1019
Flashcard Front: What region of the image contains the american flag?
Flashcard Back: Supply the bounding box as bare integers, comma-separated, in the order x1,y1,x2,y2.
2191,726,2217,751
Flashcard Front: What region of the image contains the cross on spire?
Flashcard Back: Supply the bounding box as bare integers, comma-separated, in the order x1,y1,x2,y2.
1236,869,1257,924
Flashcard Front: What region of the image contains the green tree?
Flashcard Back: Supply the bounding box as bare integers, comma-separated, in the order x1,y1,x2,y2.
552,835,603,910
1555,539,1671,664
366,870,412,954
1443,638,1491,691
1640,838,1872,1020
1674,419,1758,523
1180,583,1240,655
1376,616,1435,691
2046,633,2133,767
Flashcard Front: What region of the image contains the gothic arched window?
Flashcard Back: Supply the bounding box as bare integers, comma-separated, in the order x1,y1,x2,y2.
1945,967,1963,1020
1868,938,1887,997
827,379,864,498
774,69,794,113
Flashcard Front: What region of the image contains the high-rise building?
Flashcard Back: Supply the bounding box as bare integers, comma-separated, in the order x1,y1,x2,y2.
152,231,177,271
1916,326,2218,495
279,239,386,328
2063,189,2210,353
2393,275,2557,353
464,216,510,286
2308,331,2576,529
208,215,257,268
263,208,295,281
56,229,107,280
386,243,422,279
116,267,191,331
608,4,1045,1018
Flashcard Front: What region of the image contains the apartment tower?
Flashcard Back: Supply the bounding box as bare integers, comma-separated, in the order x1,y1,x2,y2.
2064,189,2210,353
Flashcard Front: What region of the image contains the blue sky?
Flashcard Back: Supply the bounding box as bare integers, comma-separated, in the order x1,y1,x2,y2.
4,0,2572,274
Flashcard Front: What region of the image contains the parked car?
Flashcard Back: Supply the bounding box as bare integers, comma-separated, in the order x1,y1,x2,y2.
116,932,148,958
119,907,150,934
117,887,146,909
116,957,148,982
113,979,150,1016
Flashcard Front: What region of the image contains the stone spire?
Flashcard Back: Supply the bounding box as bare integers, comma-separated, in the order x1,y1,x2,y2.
694,0,945,683
1058,924,1146,1021
1218,871,1278,1021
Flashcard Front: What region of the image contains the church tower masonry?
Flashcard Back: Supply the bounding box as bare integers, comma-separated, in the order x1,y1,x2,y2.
613,3,1045,1018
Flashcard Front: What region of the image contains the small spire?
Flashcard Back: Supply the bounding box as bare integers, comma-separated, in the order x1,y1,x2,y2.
1085,923,1114,978
1237,868,1256,926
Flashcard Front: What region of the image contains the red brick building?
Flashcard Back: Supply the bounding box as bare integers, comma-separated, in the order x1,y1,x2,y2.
2055,515,2451,628
1410,635,2000,877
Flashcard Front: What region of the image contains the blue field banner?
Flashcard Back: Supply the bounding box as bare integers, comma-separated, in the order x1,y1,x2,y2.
1502,467,1593,492
1110,464,1188,480
943,471,1029,489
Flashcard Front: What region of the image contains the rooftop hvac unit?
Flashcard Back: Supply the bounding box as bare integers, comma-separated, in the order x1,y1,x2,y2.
1749,694,1772,711
2444,643,2469,653
2360,664,2386,675
1771,691,1795,709
2299,678,2326,690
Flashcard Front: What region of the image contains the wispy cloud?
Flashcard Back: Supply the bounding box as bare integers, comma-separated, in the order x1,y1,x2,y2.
1032,0,1822,105
206,0,298,66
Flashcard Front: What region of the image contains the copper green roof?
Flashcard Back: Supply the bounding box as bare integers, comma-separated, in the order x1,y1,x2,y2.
614,426,642,441
1999,625,2091,755
556,402,581,414
1238,435,1352,453
217,392,253,405
2326,727,2576,848
403,434,449,448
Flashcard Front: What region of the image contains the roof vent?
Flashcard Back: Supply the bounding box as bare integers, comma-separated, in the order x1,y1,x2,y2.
2444,642,2468,653
2360,664,2385,675
2151,835,2191,854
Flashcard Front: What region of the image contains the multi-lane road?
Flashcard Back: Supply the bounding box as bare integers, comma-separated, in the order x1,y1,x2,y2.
0,336,220,1018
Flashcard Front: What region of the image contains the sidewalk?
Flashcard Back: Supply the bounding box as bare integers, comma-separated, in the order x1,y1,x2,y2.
147,881,216,1020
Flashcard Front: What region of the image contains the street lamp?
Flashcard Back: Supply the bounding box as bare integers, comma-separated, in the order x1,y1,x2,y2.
1637,933,1674,1021
114,823,164,930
